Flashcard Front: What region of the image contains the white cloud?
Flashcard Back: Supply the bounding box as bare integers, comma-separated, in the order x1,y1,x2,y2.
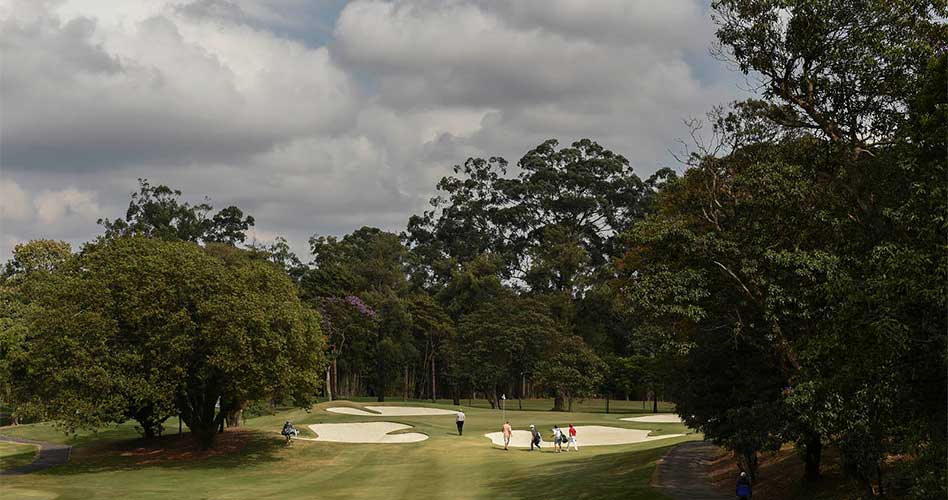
35,188,101,225
0,179,33,221
0,0,748,259
1,0,355,170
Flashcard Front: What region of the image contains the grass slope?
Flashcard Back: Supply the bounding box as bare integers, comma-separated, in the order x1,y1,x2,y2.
0,399,694,500
0,441,39,470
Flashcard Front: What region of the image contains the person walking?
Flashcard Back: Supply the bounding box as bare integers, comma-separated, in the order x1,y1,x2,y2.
552,425,564,453
502,421,513,451
529,424,542,451
736,471,752,499
456,408,466,436
567,423,578,451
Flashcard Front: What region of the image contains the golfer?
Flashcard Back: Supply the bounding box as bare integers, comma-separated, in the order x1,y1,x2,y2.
456,408,466,435
502,421,513,450
552,425,564,453
567,423,578,451
529,424,542,451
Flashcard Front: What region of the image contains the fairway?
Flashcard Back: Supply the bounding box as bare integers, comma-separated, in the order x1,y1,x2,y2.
0,400,694,500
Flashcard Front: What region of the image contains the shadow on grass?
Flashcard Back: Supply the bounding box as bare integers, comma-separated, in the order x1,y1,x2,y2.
487,446,676,500
36,430,285,476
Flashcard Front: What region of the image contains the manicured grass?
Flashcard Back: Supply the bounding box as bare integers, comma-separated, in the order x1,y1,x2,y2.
0,400,696,500
0,441,39,470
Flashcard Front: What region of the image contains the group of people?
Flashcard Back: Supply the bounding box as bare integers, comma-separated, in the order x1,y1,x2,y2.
455,408,578,453
525,423,578,453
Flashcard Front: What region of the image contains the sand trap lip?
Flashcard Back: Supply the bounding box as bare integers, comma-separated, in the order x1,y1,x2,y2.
483,426,684,448
301,422,429,443
326,406,457,416
619,414,683,424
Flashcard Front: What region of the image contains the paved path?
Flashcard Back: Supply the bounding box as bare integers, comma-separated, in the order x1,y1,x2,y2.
0,435,72,476
653,441,728,500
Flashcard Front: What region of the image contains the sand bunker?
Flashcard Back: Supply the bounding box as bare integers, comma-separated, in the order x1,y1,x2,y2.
326,406,457,416
483,426,684,448
620,414,683,424
303,422,429,443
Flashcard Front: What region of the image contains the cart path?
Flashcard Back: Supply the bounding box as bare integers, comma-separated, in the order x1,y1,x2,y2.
652,441,728,500
0,435,71,476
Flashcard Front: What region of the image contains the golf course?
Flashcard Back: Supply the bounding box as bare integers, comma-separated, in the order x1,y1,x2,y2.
1,399,693,500
2,1,944,498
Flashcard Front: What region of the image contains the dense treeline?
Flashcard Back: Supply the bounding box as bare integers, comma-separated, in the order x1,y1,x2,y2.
0,0,944,496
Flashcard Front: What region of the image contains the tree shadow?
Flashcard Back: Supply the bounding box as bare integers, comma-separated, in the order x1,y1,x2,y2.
34,430,286,476
486,446,674,500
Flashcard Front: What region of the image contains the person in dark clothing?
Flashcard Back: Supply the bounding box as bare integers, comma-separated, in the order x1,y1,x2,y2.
736,471,752,499
529,424,542,451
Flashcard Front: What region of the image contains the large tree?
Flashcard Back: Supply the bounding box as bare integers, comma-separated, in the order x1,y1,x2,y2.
4,237,325,448
303,227,412,402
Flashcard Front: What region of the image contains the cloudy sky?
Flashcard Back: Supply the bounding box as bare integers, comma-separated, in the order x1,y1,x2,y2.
0,0,750,260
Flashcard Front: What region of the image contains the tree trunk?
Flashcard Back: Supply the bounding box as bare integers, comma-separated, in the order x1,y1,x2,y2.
332,358,338,398
652,390,658,413
802,432,823,482
431,355,437,402
605,395,610,414
225,400,245,428
134,405,167,439
179,388,223,450
567,396,574,412
452,383,460,406
403,366,409,401
326,367,333,402
552,393,566,411
738,451,759,481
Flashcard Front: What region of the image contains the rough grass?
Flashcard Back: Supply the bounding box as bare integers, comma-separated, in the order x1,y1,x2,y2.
0,399,695,500
710,443,860,500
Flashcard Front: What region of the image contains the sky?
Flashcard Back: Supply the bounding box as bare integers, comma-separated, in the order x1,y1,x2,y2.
0,0,752,260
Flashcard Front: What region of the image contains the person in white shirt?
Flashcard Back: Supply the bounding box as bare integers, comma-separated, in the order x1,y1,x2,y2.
456,409,466,435
552,425,564,453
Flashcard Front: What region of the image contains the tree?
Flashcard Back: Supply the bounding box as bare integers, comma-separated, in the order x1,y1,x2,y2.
303,227,411,402
98,179,255,244
712,0,946,154
0,241,74,425
1,240,72,279
532,336,605,412
4,237,325,448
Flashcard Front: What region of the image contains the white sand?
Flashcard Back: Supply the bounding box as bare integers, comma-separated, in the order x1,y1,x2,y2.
326,406,457,416
302,422,429,443
619,414,683,424
483,426,685,448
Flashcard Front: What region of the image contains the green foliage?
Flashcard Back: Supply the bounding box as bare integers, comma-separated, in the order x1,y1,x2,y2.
3,237,325,448
1,239,72,279
533,336,605,412
98,179,255,244
712,0,947,152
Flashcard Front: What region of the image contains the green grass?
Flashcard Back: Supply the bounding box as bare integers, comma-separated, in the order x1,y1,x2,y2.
0,399,696,500
0,441,39,470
